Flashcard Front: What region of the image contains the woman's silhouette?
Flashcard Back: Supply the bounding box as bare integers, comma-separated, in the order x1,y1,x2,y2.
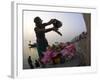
34,17,57,59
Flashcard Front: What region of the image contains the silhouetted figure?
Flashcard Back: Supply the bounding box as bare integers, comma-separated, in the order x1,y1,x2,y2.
34,16,58,58
35,60,40,68
28,56,34,69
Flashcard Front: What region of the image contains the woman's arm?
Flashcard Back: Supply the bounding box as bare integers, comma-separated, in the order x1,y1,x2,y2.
34,27,54,33
43,19,54,26
34,27,58,33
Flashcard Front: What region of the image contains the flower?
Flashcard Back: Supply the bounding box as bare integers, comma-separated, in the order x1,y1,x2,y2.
41,42,76,64
41,51,52,64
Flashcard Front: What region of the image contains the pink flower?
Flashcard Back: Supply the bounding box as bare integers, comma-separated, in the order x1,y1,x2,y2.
41,50,56,64
65,44,76,53
60,43,76,58
60,48,69,56
41,43,76,64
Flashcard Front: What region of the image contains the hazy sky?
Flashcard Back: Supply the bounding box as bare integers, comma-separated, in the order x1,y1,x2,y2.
23,10,87,45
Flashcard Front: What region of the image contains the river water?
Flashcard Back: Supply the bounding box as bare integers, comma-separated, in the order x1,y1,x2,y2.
23,41,39,69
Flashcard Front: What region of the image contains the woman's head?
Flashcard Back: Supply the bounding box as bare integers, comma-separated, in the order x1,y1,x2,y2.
34,16,42,24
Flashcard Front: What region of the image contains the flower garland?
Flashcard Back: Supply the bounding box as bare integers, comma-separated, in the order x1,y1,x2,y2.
40,31,87,64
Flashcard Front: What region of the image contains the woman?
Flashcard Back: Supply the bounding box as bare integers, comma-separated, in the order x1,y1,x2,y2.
34,17,58,59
